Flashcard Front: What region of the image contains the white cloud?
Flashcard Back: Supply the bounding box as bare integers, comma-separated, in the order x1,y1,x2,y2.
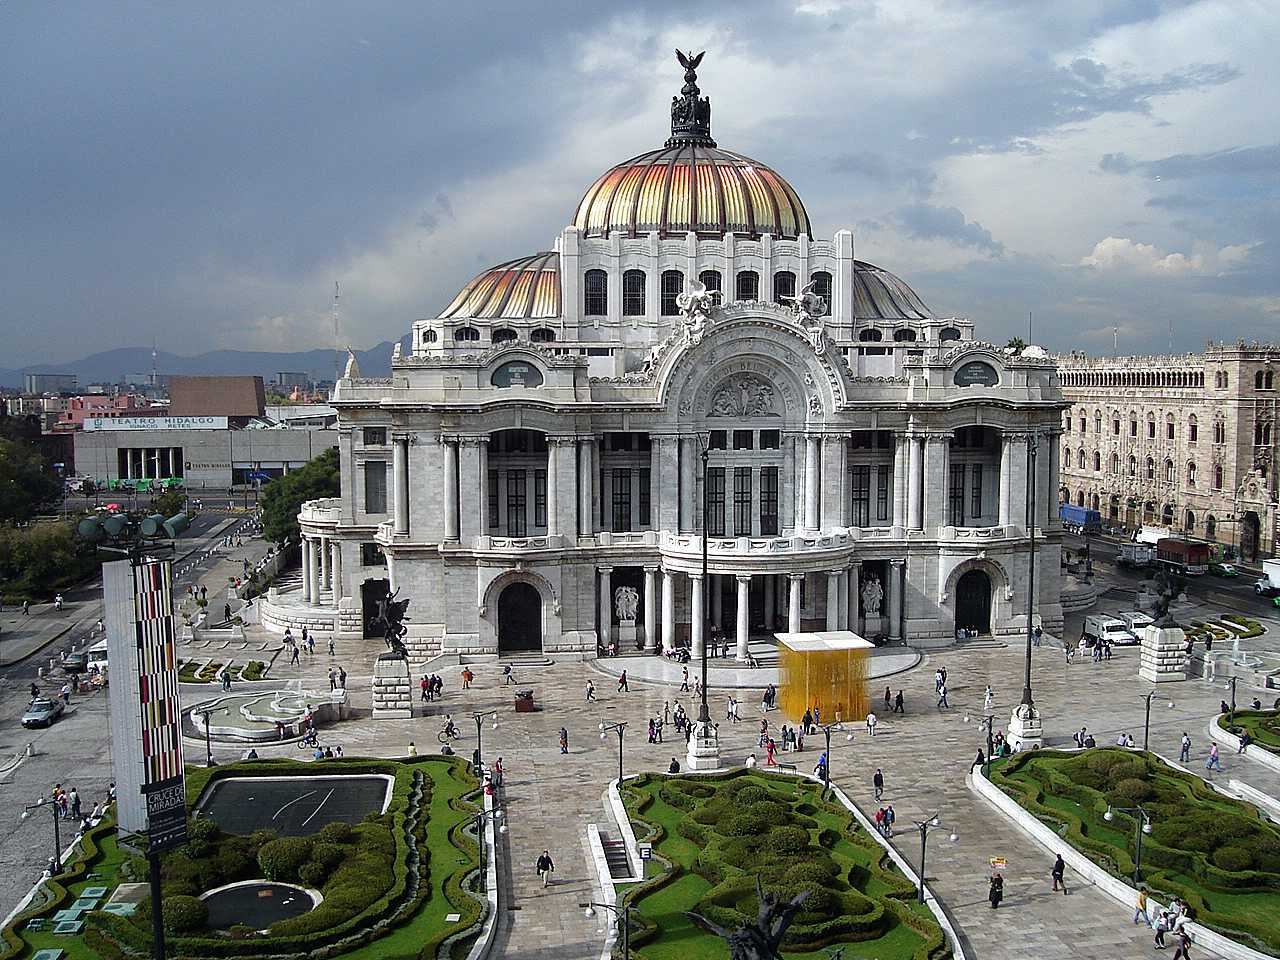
1079,237,1205,275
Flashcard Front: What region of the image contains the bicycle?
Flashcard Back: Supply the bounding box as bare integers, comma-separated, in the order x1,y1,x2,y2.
437,725,461,744
296,731,320,749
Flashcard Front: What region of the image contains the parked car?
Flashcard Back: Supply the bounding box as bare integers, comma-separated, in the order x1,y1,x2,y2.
1208,562,1239,578
60,650,88,672
22,698,65,729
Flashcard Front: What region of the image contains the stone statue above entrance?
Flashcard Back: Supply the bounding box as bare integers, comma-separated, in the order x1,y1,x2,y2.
707,375,778,417
862,575,884,617
614,585,639,623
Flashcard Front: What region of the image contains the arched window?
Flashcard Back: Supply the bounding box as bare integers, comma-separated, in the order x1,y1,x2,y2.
453,326,481,342
1127,455,1136,476
622,269,646,316
1062,445,1071,466
1256,370,1265,389
1164,459,1175,483
772,270,796,304
1162,504,1175,526
1213,464,1223,489
1188,415,1198,443
1092,451,1101,472
492,327,518,344
423,329,438,343
660,269,684,316
1078,414,1086,432
699,269,722,295
1145,457,1155,480
810,271,832,315
1165,415,1175,441
1186,461,1197,486
1267,371,1276,389
1076,490,1085,507
735,270,759,302
1094,411,1102,434
1110,452,1120,474
893,328,918,342
1129,414,1138,437
530,327,555,343
1184,509,1195,531
584,269,608,316
1265,423,1274,445
1090,493,1100,511
1213,419,1225,444
1147,414,1156,439
1222,372,1229,389
1077,449,1086,469
859,329,883,342
1206,515,1217,539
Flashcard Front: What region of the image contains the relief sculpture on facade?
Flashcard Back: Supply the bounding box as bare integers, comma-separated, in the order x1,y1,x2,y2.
707,376,778,417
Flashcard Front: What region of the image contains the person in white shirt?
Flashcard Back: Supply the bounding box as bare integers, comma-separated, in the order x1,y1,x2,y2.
866,712,878,736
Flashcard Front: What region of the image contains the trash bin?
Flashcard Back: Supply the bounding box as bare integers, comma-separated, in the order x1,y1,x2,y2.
513,689,536,712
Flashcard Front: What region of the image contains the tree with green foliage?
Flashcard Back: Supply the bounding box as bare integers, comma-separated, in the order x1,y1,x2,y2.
151,488,187,519
260,447,340,544
0,436,62,523
1005,336,1027,355
0,521,97,601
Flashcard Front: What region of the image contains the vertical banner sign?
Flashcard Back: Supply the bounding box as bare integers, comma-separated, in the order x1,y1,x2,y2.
105,558,188,850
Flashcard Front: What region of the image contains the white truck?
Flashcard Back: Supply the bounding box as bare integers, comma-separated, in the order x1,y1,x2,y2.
1256,558,1280,596
1117,542,1157,570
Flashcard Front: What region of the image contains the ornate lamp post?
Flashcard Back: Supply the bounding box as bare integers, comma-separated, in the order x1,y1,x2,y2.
687,435,720,770
1142,689,1174,751
1104,804,1153,883
471,709,499,774
911,813,958,903
21,798,63,875
599,721,627,784
1009,434,1044,750
582,901,632,960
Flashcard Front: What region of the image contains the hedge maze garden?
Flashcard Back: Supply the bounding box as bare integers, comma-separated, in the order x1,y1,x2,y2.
991,748,1280,955
1,756,485,960
620,770,949,960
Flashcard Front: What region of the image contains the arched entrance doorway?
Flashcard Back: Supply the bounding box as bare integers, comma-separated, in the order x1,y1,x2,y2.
955,569,992,636
361,578,391,639
498,582,542,653
1242,511,1261,562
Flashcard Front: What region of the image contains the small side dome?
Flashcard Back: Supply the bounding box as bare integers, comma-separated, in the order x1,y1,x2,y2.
851,261,934,321
438,252,560,320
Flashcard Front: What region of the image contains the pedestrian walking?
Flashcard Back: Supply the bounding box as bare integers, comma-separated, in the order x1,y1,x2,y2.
502,664,515,686
866,711,878,736
873,767,884,801
1051,853,1067,893
536,850,555,887
223,602,232,622
937,684,949,708
339,666,347,689
617,670,628,692
1134,887,1150,926
1171,928,1193,959
884,803,895,837
559,727,569,754
60,683,71,705
23,600,30,616
680,666,689,692
984,685,994,711
69,787,81,819
883,685,892,710
301,626,309,650
663,700,671,724
328,638,335,657
329,669,338,691
988,873,1003,909
1153,911,1170,949
290,645,300,665
586,679,596,702
420,676,430,702
1179,732,1191,763
1206,743,1223,772
494,757,504,787
893,689,904,713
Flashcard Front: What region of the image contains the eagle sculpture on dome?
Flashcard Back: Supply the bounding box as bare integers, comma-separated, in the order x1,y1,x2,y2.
677,49,705,72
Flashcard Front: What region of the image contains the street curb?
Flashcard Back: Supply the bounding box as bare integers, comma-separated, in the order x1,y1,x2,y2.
1208,715,1280,775
463,789,501,960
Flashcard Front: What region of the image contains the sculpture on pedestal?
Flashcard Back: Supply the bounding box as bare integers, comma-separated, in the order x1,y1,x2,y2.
614,585,640,623
687,878,810,960
370,588,411,658
1150,568,1182,628
861,576,884,618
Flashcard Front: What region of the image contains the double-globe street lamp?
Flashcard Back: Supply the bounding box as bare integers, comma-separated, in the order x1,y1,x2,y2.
471,710,499,774
1104,804,1153,884
599,721,627,784
911,813,958,904
815,722,854,797
21,798,63,875
582,900,633,960
472,807,507,874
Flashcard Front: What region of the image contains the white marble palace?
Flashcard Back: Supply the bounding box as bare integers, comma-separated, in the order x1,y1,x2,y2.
265,55,1066,659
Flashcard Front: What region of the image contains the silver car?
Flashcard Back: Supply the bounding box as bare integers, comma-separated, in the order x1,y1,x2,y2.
21,698,65,728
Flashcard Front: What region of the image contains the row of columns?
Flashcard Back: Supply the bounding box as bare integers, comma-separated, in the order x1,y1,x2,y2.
300,535,343,610
597,560,907,662
120,446,183,480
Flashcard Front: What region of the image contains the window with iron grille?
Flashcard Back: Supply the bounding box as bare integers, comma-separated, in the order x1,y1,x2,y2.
362,427,387,445
707,467,726,536
534,469,546,527
810,271,833,315
735,270,759,301
622,269,646,316
948,464,965,526
660,270,684,316
487,469,499,528
584,269,607,315
876,464,890,521
760,466,779,535
364,460,388,514
773,271,796,304
971,464,983,519
699,270,722,295
732,430,754,450
611,468,632,531
709,430,727,450
638,468,651,526
506,469,527,536
850,464,871,527
733,467,752,536
760,429,781,450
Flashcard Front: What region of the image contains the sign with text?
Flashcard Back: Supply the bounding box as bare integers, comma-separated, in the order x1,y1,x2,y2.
105,558,188,850
952,361,999,387
490,361,544,388
85,416,228,431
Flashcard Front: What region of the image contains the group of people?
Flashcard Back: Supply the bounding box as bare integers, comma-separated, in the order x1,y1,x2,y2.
1136,888,1196,955
49,781,115,845
419,673,445,701
880,686,906,713
872,803,897,837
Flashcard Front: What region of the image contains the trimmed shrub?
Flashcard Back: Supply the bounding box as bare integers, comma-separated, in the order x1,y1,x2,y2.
162,895,208,934
315,821,352,844
766,826,812,857
784,861,838,885
185,818,221,858
298,860,330,888
1108,777,1154,804
720,814,767,837
308,841,343,871
1213,846,1253,872
257,837,313,882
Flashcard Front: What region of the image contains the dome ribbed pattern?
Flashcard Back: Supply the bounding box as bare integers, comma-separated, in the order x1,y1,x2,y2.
572,145,811,240
851,260,934,320
438,252,560,320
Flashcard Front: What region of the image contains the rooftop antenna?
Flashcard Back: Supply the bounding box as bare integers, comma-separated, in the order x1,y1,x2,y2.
1113,326,1118,357
332,281,341,388
1027,310,1032,344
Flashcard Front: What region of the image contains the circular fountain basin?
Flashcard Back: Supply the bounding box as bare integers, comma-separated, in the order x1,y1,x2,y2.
201,881,321,931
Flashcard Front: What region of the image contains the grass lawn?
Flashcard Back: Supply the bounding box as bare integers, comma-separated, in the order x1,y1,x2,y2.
621,770,948,960
1,757,483,960
991,748,1280,956
1219,709,1280,753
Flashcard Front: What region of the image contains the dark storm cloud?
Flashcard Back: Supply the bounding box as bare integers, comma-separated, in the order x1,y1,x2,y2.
890,205,1004,255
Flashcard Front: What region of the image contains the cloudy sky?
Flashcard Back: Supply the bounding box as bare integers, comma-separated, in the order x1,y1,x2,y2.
2,0,1277,366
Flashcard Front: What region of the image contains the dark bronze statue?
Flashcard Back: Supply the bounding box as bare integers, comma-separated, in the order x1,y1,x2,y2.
1150,568,1182,628
370,588,410,657
686,878,810,960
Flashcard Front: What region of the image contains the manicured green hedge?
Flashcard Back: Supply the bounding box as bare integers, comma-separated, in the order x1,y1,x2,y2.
1219,709,1280,753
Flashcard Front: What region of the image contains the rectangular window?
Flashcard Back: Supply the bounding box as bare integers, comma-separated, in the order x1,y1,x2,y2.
971,463,983,519
876,464,890,521
506,469,527,536
948,464,965,526
611,467,632,532
362,427,387,445
759,429,781,450
709,430,727,450
364,460,388,514
584,269,607,316
660,271,684,316
622,270,645,316
732,429,754,450
638,468,651,526
733,467,752,536
760,466,779,535
707,467,726,536
534,469,547,527
487,469,499,528
735,271,759,301
850,465,871,527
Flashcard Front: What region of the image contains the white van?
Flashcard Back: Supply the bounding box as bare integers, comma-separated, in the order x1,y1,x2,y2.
1116,611,1153,637
1082,615,1137,647
87,639,109,673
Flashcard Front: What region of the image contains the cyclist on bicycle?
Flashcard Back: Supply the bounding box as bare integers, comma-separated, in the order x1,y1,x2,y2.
442,715,459,740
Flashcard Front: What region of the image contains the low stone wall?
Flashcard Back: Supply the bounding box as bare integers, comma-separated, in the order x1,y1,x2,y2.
259,595,363,639
1206,715,1280,776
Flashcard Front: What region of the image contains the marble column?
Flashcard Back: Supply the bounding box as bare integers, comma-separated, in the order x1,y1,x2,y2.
735,574,751,661
578,436,595,538
476,438,490,532
319,536,330,590
661,568,676,654
888,559,904,642
849,562,861,630
330,540,343,609
689,573,704,659
392,436,409,536
893,434,908,528
924,434,951,528
907,435,923,530
657,437,679,532
444,438,460,541
679,436,697,533
711,574,723,630
643,566,657,652
999,432,1013,528
837,568,849,630
307,538,321,607
821,435,844,530
597,567,612,649
301,536,313,603
825,570,841,630
1046,431,1060,525
787,573,802,633
804,435,820,530
546,440,560,538
763,574,776,630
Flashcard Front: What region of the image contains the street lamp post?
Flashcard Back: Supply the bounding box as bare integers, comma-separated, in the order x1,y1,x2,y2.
815,723,851,796
911,813,957,904
1104,804,1153,884
687,437,720,771
1225,676,1238,726
21,798,63,875
1009,434,1044,750
582,901,632,960
197,708,216,767
1142,689,1174,752
472,808,507,874
600,721,626,784
699,443,710,727
979,715,995,777
471,710,499,774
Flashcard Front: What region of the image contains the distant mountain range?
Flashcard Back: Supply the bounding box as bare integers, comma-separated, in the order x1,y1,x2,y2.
0,340,409,389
